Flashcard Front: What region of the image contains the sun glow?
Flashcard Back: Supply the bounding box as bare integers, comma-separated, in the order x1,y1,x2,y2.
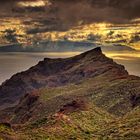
106,52,140,60
18,0,46,7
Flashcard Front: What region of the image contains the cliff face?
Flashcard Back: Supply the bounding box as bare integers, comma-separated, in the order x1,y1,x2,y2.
0,47,129,110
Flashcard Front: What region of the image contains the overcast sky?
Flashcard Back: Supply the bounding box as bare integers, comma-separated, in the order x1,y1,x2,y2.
0,0,140,24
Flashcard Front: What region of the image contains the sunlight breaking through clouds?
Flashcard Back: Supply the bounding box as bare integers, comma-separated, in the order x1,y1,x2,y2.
17,0,46,7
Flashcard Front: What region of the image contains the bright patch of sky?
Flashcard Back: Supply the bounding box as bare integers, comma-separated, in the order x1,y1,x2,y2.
17,0,46,7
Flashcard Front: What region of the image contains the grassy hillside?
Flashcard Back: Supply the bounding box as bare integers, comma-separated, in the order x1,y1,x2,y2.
0,48,139,140
0,107,140,140
4,75,139,140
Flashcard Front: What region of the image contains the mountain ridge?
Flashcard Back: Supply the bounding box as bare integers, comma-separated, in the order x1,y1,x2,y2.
0,47,129,110
0,47,140,139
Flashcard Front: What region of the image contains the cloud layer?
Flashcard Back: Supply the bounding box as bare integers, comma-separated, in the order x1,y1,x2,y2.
0,0,140,32
50,0,140,24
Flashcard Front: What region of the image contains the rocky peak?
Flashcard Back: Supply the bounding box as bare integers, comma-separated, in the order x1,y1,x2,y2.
0,47,129,110
83,47,102,55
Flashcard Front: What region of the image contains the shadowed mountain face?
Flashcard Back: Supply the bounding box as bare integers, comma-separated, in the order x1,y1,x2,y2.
0,48,140,139
0,47,129,110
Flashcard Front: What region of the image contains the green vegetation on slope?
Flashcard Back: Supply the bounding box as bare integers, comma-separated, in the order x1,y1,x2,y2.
9,75,140,140
0,47,139,140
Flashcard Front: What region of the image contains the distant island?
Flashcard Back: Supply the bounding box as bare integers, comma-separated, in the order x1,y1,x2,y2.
0,41,137,52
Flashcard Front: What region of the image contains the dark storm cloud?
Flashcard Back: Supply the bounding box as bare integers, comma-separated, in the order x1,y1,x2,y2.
0,0,44,14
0,0,40,6
0,0,140,33
22,0,140,33
1,0,140,23
49,0,140,24
0,0,39,2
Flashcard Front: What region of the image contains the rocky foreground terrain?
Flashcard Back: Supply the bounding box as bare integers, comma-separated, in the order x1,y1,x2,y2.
0,47,140,140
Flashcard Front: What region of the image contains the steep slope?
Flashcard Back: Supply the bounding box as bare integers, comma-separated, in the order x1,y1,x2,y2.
0,47,128,110
0,47,140,139
8,75,139,124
